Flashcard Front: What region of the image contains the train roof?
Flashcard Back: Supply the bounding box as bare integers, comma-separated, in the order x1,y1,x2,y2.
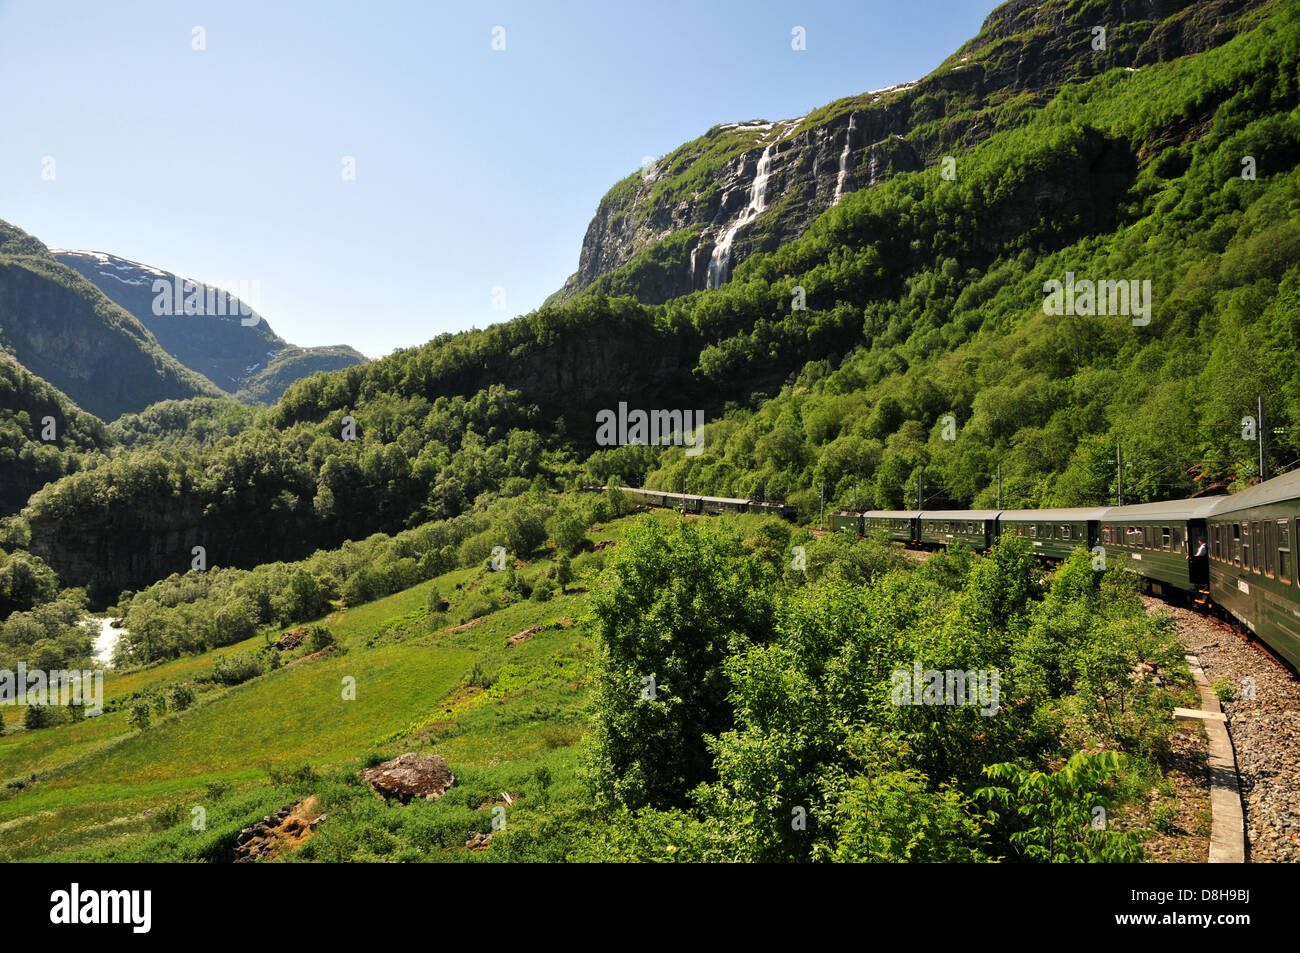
1209,468,1300,515
1104,496,1225,521
699,495,752,506
997,507,1112,521
919,509,1002,520
862,510,921,519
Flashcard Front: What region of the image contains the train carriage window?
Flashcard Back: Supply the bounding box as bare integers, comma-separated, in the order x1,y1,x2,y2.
1161,527,1171,550
1174,527,1184,552
1279,520,1292,584
1264,521,1275,578
1253,522,1263,574
1242,522,1251,570
1212,526,1221,561
1233,523,1242,566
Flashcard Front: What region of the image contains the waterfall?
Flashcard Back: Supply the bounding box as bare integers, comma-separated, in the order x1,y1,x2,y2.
707,144,774,289
833,113,856,205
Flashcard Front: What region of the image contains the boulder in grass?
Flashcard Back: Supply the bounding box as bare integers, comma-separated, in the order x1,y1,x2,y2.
358,753,455,804
275,627,307,651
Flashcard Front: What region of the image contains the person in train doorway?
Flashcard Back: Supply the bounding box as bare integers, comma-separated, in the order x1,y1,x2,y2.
1187,536,1207,560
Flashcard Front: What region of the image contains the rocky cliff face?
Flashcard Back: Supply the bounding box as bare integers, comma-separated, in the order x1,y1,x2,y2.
549,0,1265,306
55,250,367,404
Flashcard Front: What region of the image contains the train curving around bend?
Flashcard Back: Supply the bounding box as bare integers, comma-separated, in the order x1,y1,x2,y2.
828,470,1300,672
612,471,1300,671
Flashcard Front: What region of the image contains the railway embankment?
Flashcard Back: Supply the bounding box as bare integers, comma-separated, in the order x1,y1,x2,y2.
1148,596,1300,862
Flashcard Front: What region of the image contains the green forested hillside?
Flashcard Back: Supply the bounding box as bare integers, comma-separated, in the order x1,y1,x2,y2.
0,352,108,516
631,11,1300,512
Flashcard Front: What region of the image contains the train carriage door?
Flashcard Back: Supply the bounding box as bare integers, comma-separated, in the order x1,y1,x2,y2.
1252,521,1262,574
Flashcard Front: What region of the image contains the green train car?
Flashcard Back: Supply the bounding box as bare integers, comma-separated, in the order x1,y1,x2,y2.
918,510,999,550
1207,470,1300,670
1100,496,1224,596
829,510,862,536
861,511,919,544
996,508,1108,561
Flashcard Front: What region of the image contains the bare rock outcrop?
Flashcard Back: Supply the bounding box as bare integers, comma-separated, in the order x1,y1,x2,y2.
358,753,456,804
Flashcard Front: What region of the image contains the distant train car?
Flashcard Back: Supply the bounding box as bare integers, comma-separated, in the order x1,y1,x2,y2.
699,495,751,515
861,510,920,544
829,510,863,536
996,508,1109,560
614,485,795,521
1207,470,1300,670
750,500,798,521
918,510,1000,550
1101,497,1224,596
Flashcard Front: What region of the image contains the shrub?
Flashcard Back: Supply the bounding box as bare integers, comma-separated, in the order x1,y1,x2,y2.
425,586,448,615
1212,676,1236,703
169,683,196,711
554,555,572,591
976,751,1146,862
21,704,51,730
128,701,151,731
466,661,495,689
211,651,265,686
306,625,336,652
268,762,318,787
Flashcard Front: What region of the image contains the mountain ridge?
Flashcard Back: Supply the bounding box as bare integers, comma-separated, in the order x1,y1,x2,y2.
53,249,367,404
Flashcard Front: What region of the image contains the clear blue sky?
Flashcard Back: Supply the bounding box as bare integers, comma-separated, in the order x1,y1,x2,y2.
0,0,995,358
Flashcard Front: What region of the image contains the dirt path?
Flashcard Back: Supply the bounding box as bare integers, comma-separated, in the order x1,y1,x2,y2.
1144,596,1300,862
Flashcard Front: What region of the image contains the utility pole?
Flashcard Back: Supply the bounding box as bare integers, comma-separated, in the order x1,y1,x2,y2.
854,483,859,511
996,463,1002,509
818,483,824,521
1259,395,1268,482
1117,442,1124,506
917,473,923,510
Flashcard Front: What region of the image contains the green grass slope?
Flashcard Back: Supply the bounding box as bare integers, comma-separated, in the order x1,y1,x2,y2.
0,512,646,861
